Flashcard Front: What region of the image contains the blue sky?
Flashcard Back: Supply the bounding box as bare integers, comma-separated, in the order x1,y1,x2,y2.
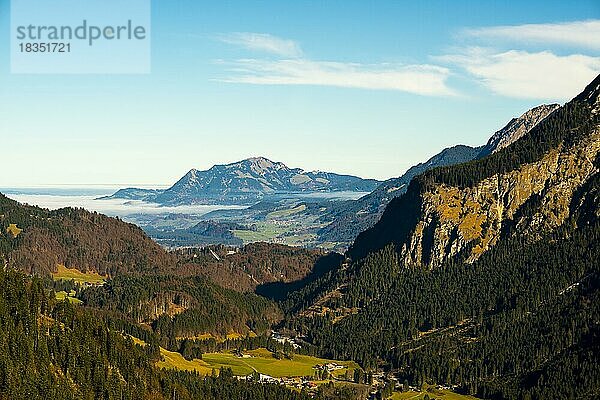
1,0,599,186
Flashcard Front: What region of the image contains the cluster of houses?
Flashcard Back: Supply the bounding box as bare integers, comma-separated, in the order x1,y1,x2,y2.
270,331,301,349
239,374,319,390
232,349,253,358
233,349,463,400
314,363,345,372
81,280,105,288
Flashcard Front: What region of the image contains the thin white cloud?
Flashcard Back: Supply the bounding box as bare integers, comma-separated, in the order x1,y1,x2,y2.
218,32,303,57
438,48,600,100
218,59,456,96
462,20,600,50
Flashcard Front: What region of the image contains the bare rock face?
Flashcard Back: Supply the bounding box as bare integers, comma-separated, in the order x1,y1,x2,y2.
479,104,560,157
400,127,600,268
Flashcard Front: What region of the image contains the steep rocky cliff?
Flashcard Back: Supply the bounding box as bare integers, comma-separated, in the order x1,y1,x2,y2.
283,77,600,399
349,75,600,267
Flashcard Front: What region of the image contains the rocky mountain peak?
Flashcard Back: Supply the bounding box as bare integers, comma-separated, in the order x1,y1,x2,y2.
246,156,274,165
574,73,600,115
180,168,200,185
246,156,288,174
223,156,289,174
479,103,560,156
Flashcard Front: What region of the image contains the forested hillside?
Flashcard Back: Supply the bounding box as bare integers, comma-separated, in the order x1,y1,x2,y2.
0,193,332,293
287,218,600,398
0,194,175,277
0,268,318,400
174,243,329,292
0,193,336,356
80,274,281,348
0,194,366,399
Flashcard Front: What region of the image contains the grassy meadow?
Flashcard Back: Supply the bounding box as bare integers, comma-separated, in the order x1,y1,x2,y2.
157,347,359,378
55,290,83,304
53,264,106,284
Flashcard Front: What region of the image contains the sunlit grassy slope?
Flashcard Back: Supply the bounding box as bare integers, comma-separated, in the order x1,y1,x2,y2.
6,223,22,238
53,264,106,284
55,290,83,304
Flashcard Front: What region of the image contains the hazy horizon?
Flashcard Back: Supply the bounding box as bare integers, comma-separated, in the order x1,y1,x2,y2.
2,1,599,186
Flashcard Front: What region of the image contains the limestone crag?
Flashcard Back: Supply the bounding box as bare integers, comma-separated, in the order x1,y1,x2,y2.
401,128,600,268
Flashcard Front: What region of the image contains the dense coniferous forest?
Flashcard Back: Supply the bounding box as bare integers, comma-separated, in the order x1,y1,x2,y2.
0,194,367,398
286,220,600,398
80,274,281,348
0,194,328,346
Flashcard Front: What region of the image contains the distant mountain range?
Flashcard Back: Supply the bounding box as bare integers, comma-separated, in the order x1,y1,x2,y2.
102,157,380,205
103,104,558,216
